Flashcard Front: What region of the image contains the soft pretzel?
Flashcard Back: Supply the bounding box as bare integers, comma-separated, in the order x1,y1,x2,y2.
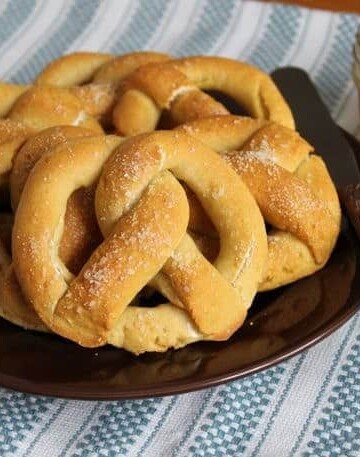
0,86,103,188
34,51,171,120
0,80,115,122
176,116,341,290
0,120,34,197
0,83,29,118
12,132,267,353
0,53,170,127
0,212,47,331
113,56,295,135
6,85,103,132
34,52,113,87
11,125,104,273
0,126,103,331
11,126,93,208
35,51,170,87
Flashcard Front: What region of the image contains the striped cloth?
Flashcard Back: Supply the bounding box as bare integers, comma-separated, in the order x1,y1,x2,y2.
0,1,359,456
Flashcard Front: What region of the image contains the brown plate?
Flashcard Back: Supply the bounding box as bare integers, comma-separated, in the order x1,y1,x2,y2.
0,129,360,400
0,78,360,400
0,224,359,400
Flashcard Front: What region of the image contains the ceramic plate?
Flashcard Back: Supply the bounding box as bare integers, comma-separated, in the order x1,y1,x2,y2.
0,70,359,399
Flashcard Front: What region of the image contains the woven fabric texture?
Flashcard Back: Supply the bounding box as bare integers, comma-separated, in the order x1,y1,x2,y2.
0,1,359,456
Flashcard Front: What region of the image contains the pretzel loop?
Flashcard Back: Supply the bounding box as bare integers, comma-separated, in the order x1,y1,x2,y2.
13,131,267,353
95,131,267,340
113,56,295,135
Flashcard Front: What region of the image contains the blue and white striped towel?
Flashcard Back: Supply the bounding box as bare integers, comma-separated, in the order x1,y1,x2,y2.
0,1,359,456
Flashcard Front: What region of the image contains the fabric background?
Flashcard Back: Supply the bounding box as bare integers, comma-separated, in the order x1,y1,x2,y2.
0,1,359,456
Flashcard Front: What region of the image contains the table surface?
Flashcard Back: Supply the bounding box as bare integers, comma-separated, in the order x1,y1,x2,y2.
0,2,359,457
263,0,360,13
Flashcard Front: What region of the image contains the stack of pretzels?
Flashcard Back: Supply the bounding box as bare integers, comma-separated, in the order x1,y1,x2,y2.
0,52,340,354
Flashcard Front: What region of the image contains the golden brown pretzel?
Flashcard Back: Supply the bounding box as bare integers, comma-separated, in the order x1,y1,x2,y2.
176,116,341,290
0,120,34,197
35,52,113,87
7,85,103,132
10,125,104,273
113,56,295,135
0,126,103,331
34,51,171,120
0,86,103,190
35,51,170,87
0,212,47,331
12,132,267,353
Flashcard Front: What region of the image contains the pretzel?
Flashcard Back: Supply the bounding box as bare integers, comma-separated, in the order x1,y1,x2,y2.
0,126,103,331
0,120,34,198
0,86,103,189
0,212,47,331
35,51,170,86
34,51,171,120
34,52,113,87
176,116,341,290
113,56,295,135
0,83,29,118
12,132,267,353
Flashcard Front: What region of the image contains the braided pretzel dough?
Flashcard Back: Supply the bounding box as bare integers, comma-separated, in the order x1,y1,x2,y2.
13,132,267,353
176,116,341,290
113,56,295,135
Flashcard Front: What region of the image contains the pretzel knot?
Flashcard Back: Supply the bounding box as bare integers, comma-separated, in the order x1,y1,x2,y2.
176,116,341,290
113,56,295,136
13,131,267,354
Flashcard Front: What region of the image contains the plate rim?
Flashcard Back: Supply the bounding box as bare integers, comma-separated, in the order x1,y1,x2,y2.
0,282,358,400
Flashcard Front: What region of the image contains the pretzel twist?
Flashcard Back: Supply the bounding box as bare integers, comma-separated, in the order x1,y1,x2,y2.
0,126,104,331
12,132,267,353
175,116,340,290
113,56,295,135
0,85,103,190
34,51,171,119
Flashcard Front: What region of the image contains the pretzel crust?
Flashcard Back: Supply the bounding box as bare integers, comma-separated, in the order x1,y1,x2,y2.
0,86,103,194
176,116,341,290
35,52,113,87
0,214,47,331
113,56,295,135
35,51,170,87
0,127,105,332
13,132,267,353
35,51,171,120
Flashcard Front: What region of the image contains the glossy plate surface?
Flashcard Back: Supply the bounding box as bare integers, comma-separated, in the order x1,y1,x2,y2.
0,71,359,399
